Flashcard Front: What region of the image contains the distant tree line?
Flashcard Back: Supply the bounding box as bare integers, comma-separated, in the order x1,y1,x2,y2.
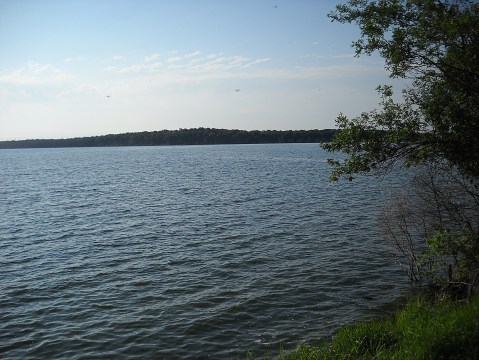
0,128,338,149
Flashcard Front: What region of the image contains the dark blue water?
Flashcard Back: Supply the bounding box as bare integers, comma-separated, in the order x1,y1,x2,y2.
0,144,408,359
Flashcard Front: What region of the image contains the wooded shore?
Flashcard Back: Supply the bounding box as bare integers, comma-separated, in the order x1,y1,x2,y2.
0,128,337,149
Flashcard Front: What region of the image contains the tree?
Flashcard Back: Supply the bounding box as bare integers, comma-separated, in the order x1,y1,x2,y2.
380,163,479,296
322,0,479,182
322,0,479,295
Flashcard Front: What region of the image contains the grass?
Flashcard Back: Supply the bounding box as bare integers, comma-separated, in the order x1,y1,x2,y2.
275,293,479,360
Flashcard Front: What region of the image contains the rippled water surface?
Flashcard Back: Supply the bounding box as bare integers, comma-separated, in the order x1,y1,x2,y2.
1,144,409,359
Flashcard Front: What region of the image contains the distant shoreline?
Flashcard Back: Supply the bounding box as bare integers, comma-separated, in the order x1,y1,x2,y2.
0,128,337,149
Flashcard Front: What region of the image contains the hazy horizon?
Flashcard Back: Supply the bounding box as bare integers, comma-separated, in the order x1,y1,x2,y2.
0,0,402,141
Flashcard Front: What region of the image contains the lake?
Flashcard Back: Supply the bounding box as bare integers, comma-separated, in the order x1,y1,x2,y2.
0,144,409,359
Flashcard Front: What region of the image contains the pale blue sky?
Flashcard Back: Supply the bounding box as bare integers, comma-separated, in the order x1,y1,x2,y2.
0,0,396,140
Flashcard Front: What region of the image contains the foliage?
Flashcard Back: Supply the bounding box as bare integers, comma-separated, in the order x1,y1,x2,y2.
0,128,337,149
322,0,479,297
277,293,479,359
321,0,479,181
381,164,479,295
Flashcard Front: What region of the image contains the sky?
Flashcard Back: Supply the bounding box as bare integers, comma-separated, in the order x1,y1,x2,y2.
0,0,397,141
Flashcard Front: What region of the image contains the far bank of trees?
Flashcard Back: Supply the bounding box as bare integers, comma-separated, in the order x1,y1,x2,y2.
0,128,337,149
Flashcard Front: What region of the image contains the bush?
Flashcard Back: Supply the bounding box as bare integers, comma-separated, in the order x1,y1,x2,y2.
380,164,479,297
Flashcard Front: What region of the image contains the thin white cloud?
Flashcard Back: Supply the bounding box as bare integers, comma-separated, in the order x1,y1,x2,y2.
27,61,53,73
63,56,84,63
100,51,385,91
189,55,250,72
105,62,162,74
0,56,384,107
6,54,382,91
113,55,124,61
245,58,272,67
146,62,162,72
184,51,201,58
104,65,141,74
144,53,161,63
167,56,183,63
0,61,74,86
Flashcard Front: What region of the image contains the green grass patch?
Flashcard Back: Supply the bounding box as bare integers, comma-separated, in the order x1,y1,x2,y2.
278,293,479,359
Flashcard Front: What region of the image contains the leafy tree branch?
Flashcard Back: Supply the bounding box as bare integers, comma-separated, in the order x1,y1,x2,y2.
322,0,479,181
